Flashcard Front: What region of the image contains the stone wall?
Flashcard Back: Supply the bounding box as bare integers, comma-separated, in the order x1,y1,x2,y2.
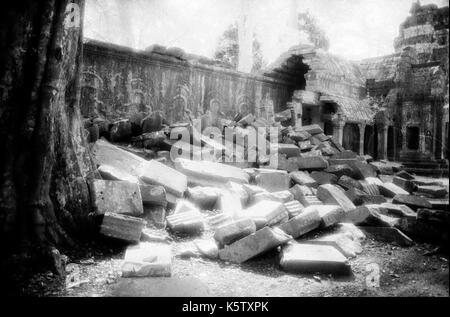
81,40,293,124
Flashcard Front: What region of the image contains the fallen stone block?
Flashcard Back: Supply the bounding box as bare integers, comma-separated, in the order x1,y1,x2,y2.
298,140,315,151
242,183,268,196
140,185,167,207
338,175,363,190
365,177,384,186
139,160,187,197
290,171,318,188
296,156,329,171
392,177,417,193
278,206,321,238
289,130,311,142
90,180,143,216
166,206,205,235
325,164,354,178
186,186,220,210
218,227,292,263
360,182,380,196
253,192,283,204
299,195,324,207
140,228,172,244
244,200,289,229
360,195,387,205
300,124,323,135
310,171,338,185
329,136,345,152
284,200,304,218
396,217,448,245
289,184,314,201
416,186,448,199
329,159,376,179
412,179,444,187
395,170,415,180
305,233,362,258
359,227,413,247
345,187,368,205
271,190,295,203
417,209,449,224
317,184,356,212
392,195,433,211
343,205,399,227
279,243,351,275
143,205,166,229
101,212,146,243
122,243,172,277
194,239,219,259
370,162,394,175
207,213,234,230
227,182,251,206
379,183,410,198
174,158,249,187
316,205,345,228
380,203,416,219
278,143,301,158
216,190,243,217
255,171,290,193
98,165,140,184
214,218,256,246
335,223,366,242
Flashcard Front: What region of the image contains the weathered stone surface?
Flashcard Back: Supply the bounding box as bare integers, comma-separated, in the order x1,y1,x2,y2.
271,190,295,203
255,171,290,193
218,227,292,263
325,164,354,178
186,186,220,210
214,218,256,246
278,143,301,158
141,112,163,133
284,200,305,219
393,194,433,210
278,206,321,238
90,180,143,216
345,187,368,205
289,184,314,201
380,203,416,219
139,160,187,197
392,177,417,193
370,162,394,175
316,205,345,228
143,205,166,229
166,205,205,235
122,243,172,277
298,140,315,151
140,228,172,244
306,233,362,258
290,171,318,187
227,182,251,206
338,175,363,190
416,186,448,198
417,209,449,224
194,239,219,259
244,200,289,229
360,182,380,196
174,158,249,187
289,130,311,142
98,164,140,183
365,177,384,186
279,243,351,275
296,156,329,171
379,183,410,198
216,190,243,217
345,205,399,227
332,151,358,160
317,184,356,212
140,185,167,207
101,212,146,243
360,227,413,247
298,195,323,207
330,159,376,179
253,192,283,204
335,223,366,242
310,171,338,185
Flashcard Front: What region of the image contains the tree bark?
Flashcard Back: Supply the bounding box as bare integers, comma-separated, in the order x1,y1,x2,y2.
0,0,94,258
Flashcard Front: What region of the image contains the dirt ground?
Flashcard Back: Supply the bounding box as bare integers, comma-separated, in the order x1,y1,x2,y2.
7,176,450,298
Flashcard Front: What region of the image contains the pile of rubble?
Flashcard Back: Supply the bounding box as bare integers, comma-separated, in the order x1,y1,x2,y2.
87,117,449,278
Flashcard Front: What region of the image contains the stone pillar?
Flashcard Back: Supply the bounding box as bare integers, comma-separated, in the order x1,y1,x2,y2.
358,123,366,156
377,124,388,160
332,120,345,146
401,125,407,151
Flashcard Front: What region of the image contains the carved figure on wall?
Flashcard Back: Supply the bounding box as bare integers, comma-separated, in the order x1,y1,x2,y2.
236,93,253,116
171,82,193,123
81,71,105,118
425,130,433,153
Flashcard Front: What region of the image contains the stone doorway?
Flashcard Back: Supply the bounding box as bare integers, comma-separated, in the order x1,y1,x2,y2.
407,126,420,150
343,123,360,153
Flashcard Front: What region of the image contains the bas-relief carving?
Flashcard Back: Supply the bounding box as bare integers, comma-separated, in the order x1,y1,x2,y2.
170,81,194,123
81,70,105,118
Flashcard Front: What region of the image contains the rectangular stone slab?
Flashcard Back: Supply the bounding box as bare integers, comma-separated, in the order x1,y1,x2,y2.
416,186,448,199
379,183,409,198
278,143,301,158
122,243,172,277
139,160,187,197
296,156,329,171
100,212,146,243
284,200,304,218
278,206,321,238
90,180,143,216
279,243,351,275
392,176,417,193
98,164,140,183
140,185,167,207
255,172,290,193
214,218,256,246
174,158,249,187
393,194,433,211
304,233,362,258
218,227,292,263
244,200,288,228
317,184,356,212
290,171,318,187
316,205,345,228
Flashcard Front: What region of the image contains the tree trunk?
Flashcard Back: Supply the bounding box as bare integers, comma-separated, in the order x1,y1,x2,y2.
0,0,94,261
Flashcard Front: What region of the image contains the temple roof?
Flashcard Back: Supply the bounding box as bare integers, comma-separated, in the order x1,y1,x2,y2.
320,94,376,123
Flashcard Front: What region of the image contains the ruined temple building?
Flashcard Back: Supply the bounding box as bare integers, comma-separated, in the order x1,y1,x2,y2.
81,2,449,175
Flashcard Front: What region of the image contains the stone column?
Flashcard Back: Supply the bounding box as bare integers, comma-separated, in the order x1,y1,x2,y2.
377,124,388,160
332,120,345,146
401,125,407,151
358,123,366,156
